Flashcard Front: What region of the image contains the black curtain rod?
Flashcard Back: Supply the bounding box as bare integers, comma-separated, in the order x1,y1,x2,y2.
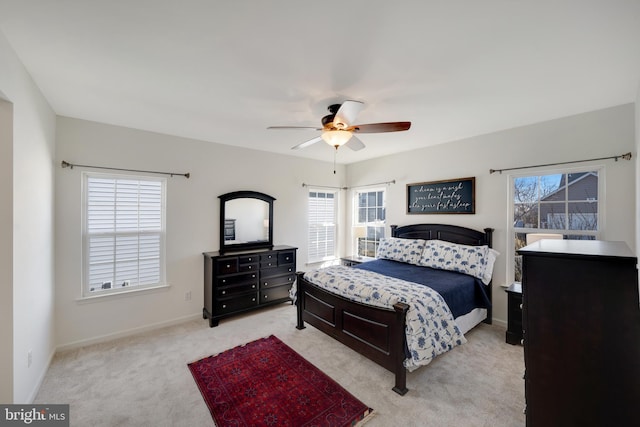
489,152,632,174
301,183,347,190
61,160,190,178
348,179,396,189
301,179,396,190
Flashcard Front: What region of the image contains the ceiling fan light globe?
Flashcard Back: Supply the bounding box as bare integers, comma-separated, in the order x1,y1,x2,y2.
321,130,352,147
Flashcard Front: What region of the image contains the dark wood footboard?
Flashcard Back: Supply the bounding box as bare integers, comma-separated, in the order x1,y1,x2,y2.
295,272,410,395
294,224,494,395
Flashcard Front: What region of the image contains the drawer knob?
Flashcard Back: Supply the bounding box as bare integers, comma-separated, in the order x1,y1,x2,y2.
252,285,255,289
264,282,268,286
226,264,231,268
248,265,252,269
519,303,523,310
222,304,227,309
222,279,226,283
264,295,268,299
221,290,226,295
252,298,256,302
520,339,524,345
288,277,292,281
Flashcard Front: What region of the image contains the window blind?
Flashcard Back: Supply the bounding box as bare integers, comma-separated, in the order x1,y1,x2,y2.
308,191,337,263
85,175,165,295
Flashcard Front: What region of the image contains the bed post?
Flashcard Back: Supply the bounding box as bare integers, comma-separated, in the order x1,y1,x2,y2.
295,272,306,330
391,302,409,395
484,227,494,325
484,228,493,247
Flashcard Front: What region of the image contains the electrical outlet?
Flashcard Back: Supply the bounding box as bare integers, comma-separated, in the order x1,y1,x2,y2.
27,350,32,368
184,291,191,301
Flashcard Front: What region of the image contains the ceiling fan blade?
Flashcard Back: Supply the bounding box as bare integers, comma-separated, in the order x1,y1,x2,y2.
291,136,322,150
334,100,364,128
351,121,411,133
345,135,365,151
268,126,322,130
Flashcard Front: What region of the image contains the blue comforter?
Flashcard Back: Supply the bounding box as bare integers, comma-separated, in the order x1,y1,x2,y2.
354,259,491,318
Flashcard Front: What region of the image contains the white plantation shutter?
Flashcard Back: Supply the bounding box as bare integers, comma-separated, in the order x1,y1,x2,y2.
308,190,337,263
84,174,165,295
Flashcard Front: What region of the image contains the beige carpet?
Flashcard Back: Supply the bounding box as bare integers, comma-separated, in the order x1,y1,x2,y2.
35,304,525,426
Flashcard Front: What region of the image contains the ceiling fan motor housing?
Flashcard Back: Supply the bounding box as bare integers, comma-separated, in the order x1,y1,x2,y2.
322,104,344,129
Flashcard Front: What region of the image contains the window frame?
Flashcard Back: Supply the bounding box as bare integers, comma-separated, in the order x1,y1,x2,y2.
507,166,604,283
81,172,167,298
307,188,339,264
352,187,386,258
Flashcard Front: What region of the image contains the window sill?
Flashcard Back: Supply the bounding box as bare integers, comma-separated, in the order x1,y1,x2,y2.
76,283,171,304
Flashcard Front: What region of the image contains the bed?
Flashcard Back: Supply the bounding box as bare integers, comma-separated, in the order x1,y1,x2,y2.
294,223,495,395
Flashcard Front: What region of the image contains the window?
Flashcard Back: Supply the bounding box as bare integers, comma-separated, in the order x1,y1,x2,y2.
353,189,386,258
511,169,600,282
83,173,166,297
308,190,337,263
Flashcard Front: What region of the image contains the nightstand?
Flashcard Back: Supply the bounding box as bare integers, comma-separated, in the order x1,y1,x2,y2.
505,282,523,345
340,256,365,267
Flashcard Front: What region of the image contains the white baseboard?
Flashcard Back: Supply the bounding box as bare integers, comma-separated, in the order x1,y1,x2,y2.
492,318,507,329
56,312,202,353
25,347,56,404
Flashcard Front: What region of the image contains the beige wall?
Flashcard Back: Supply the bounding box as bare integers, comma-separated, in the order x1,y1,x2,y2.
347,104,636,326
0,96,14,404
55,104,636,346
54,117,346,348
0,33,57,403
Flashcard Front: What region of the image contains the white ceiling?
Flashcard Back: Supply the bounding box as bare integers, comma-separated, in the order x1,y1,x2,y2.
1,1,639,164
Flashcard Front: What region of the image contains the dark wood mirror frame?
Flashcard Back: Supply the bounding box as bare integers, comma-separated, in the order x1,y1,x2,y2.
219,191,275,254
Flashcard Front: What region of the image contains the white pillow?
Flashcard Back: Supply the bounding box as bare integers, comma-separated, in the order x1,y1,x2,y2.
376,237,426,265
418,239,498,284
482,248,500,285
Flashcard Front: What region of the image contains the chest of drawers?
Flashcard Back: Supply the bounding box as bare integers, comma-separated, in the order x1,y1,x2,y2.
203,245,297,327
518,240,639,426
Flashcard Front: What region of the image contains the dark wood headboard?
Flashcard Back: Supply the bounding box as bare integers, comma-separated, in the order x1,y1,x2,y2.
390,223,495,325
390,223,493,248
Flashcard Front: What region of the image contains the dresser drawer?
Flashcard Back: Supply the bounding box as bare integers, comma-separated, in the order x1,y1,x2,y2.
261,274,295,289
239,263,258,272
278,251,295,265
261,260,278,269
260,252,277,263
215,258,238,275
216,294,258,314
239,254,259,264
261,285,291,303
261,264,295,278
216,282,257,298
216,272,258,287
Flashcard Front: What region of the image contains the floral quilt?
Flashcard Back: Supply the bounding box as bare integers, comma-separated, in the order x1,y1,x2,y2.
300,265,466,371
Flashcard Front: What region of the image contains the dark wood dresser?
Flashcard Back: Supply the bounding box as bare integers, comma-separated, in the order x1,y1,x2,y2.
203,245,297,327
518,240,639,427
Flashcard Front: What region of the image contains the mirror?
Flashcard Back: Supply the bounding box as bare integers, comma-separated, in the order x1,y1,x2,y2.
219,191,275,253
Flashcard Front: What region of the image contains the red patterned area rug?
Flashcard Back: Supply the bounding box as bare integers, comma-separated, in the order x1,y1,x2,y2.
188,335,373,426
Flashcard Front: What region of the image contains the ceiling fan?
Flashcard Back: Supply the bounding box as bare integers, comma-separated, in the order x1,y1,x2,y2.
267,100,411,151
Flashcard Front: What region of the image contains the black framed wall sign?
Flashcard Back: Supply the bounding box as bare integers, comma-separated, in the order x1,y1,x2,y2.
407,177,475,214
